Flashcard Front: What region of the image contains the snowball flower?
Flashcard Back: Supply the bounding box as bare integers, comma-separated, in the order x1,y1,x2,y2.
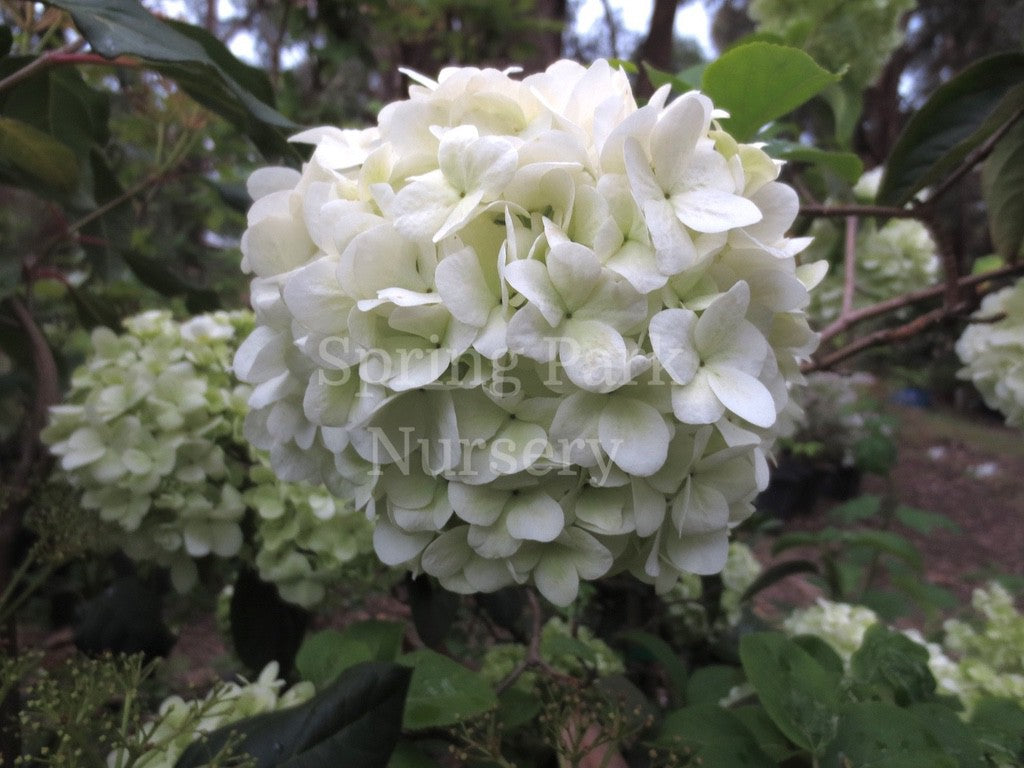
782,598,880,664
235,59,821,605
44,310,373,605
956,277,1024,427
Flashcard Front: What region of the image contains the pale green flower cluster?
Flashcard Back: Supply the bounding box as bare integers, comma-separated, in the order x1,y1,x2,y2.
479,615,624,687
782,597,880,663
42,310,372,605
109,662,313,768
955,278,1024,427
749,0,913,91
668,541,763,631
235,60,823,606
942,582,1024,713
806,217,940,326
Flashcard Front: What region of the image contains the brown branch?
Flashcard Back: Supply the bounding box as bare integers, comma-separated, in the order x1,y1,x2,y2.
0,38,85,93
495,589,554,695
808,304,966,371
799,203,926,220
817,262,1024,345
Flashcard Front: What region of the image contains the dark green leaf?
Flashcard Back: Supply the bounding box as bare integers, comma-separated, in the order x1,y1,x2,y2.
894,505,958,534
123,249,220,307
732,706,798,763
0,116,78,194
826,494,881,525
66,284,121,329
739,559,820,603
685,664,745,707
0,27,12,59
175,661,411,768
878,53,1024,206
910,703,986,768
969,697,1024,764
230,567,310,676
739,632,841,754
701,42,840,141
407,574,459,650
823,702,957,768
842,530,922,571
791,635,845,680
44,0,297,157
651,705,774,767
983,114,1024,261
386,740,443,768
495,686,541,730
642,62,696,93
848,624,936,706
399,650,497,730
296,622,405,689
616,629,688,707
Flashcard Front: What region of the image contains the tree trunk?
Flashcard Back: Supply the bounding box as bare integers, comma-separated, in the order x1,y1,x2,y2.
635,0,681,99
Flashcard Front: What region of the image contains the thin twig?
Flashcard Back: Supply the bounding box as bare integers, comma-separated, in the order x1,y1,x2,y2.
799,203,926,220
817,262,1024,345
0,38,85,93
495,589,553,694
598,0,620,59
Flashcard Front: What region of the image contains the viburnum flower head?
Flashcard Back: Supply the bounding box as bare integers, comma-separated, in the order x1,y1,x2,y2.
235,59,822,605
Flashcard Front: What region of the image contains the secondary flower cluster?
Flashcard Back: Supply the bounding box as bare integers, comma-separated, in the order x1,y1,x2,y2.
109,662,313,768
235,59,823,605
42,310,372,606
955,277,1024,427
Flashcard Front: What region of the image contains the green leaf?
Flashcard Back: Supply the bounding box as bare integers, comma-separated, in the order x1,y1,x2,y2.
969,697,1024,764
651,705,774,767
0,26,12,59
739,559,820,603
894,505,958,535
701,42,840,141
878,53,1024,207
823,702,957,768
983,114,1024,261
763,140,863,183
732,705,798,763
848,624,936,706
642,62,696,93
174,661,411,768
43,0,297,157
495,686,541,729
791,635,845,680
910,703,986,768
685,664,745,707
296,621,405,689
386,740,443,768
739,632,841,754
616,629,688,707
399,650,497,730
827,494,881,525
0,116,78,194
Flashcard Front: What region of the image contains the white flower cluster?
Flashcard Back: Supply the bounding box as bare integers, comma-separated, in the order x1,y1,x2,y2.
955,277,1024,427
109,662,313,768
782,597,880,663
942,582,1024,713
42,310,372,605
235,60,823,606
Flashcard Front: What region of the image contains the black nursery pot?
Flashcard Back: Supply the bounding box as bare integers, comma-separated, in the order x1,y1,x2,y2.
819,463,863,501
754,453,820,519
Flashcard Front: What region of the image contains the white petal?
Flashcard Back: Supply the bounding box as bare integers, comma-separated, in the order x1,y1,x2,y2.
533,552,580,606
373,520,433,566
648,308,699,385
561,319,633,393
672,188,763,234
505,259,565,326
435,247,497,326
546,242,601,310
707,367,776,428
642,200,696,274
448,482,508,526
671,371,725,425
598,397,670,477
663,528,729,575
505,490,564,542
